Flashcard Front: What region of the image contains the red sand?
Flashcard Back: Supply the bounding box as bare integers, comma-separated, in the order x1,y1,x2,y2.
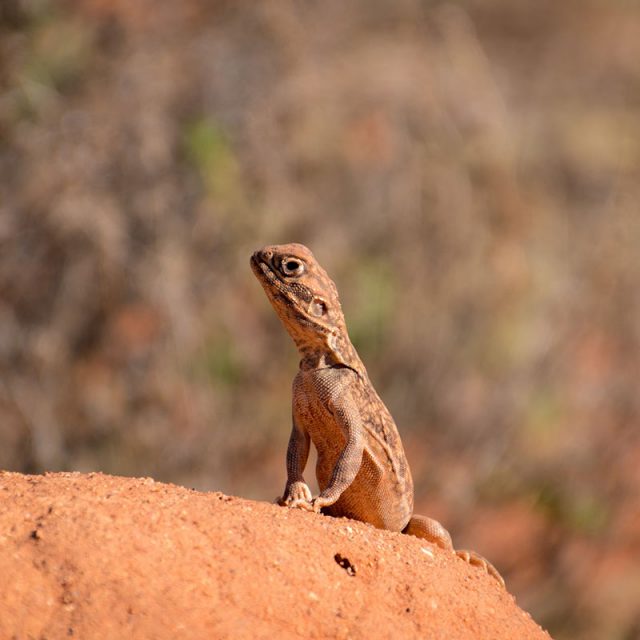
0,471,551,639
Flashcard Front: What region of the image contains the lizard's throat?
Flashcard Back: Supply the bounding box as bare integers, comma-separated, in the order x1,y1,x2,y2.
290,324,361,372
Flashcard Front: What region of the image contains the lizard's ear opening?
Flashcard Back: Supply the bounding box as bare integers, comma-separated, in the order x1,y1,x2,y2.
309,298,327,317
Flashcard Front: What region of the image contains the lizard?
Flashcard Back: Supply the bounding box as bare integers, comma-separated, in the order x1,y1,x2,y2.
250,242,504,587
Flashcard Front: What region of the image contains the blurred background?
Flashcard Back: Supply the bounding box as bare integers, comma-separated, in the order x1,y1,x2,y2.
1,0,639,637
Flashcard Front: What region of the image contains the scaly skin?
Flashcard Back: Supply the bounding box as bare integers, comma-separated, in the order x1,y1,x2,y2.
251,243,504,587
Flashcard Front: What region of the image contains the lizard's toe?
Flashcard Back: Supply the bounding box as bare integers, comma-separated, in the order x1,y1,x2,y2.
456,549,505,588
288,498,314,511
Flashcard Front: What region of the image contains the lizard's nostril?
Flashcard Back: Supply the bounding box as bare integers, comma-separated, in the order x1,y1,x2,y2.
252,249,271,263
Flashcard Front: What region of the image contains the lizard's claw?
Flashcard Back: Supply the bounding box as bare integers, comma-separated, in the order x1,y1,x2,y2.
309,494,334,513
278,488,334,513
289,498,315,511
456,549,505,588
286,496,330,513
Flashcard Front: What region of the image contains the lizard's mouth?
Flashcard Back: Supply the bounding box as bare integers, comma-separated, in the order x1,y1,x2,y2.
250,252,277,286
249,253,263,277
250,252,293,303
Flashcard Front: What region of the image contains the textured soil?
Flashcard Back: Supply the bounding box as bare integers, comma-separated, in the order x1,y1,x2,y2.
0,472,551,639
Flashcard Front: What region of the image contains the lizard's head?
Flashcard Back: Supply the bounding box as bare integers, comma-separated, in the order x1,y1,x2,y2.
251,243,352,363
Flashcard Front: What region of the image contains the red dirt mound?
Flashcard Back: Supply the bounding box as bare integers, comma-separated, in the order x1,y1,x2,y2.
0,472,550,639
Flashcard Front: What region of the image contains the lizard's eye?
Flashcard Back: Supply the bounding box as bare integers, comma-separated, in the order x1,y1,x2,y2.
281,257,305,277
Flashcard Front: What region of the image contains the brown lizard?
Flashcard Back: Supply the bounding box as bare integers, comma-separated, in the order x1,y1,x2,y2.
251,242,504,587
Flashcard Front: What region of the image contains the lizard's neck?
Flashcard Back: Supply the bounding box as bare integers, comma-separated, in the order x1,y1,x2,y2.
295,328,366,375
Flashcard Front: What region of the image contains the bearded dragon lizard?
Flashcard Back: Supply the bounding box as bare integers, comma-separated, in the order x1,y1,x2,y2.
251,243,504,586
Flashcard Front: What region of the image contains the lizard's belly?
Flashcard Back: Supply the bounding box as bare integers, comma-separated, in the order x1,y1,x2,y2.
295,368,414,531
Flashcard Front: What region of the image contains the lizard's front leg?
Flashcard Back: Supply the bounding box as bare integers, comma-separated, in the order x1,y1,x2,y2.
278,419,313,509
307,394,365,513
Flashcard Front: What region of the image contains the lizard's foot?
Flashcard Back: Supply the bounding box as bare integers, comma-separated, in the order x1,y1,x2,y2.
404,514,505,588
277,490,337,513
277,481,313,509
456,549,505,588
280,493,336,513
